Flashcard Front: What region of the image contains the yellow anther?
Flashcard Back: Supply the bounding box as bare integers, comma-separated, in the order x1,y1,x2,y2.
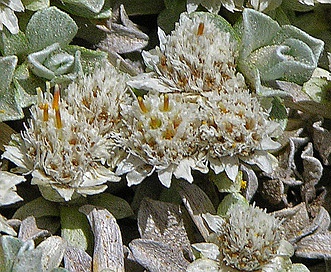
163,94,169,111
197,22,204,36
138,96,148,113
52,85,60,111
150,116,162,129
52,85,62,129
241,180,247,190
43,103,49,122
55,108,62,129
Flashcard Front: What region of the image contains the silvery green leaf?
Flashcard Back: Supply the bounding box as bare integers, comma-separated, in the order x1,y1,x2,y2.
0,214,17,236
10,239,44,271
282,0,315,12
22,0,49,11
63,246,92,272
0,55,26,121
58,0,111,19
269,96,288,131
0,170,25,206
25,7,78,53
79,205,125,272
157,0,185,34
238,8,324,95
61,0,104,15
186,258,220,272
2,235,67,272
65,45,107,73
216,193,248,217
0,55,16,94
0,236,30,271
27,43,73,80
209,171,242,193
277,239,294,257
0,29,29,57
88,193,133,220
60,205,92,252
281,68,331,118
13,197,60,220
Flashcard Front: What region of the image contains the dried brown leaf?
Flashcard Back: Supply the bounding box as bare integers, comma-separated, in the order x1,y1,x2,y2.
80,205,124,272
177,182,216,241
64,246,92,272
18,216,51,242
129,239,190,272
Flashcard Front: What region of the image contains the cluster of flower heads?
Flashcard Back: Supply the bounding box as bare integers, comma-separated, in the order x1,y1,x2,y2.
3,12,282,201
2,61,131,201
119,12,281,186
188,203,306,271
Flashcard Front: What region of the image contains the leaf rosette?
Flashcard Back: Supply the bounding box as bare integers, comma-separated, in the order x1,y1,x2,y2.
237,8,324,96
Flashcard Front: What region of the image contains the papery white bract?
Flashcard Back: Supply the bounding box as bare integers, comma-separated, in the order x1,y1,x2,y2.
0,0,24,34
2,61,130,201
0,170,25,206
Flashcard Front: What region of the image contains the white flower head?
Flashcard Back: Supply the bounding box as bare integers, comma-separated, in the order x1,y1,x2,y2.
116,92,206,187
129,12,239,95
0,0,24,34
204,204,287,271
198,81,281,181
2,61,130,201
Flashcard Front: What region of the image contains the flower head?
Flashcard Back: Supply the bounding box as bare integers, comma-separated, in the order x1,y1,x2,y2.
2,61,130,201
200,204,295,271
116,92,206,187
0,0,24,34
129,12,239,95
198,83,281,181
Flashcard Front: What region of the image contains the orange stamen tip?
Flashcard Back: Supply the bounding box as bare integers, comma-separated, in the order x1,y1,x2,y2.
138,96,148,113
197,23,204,36
43,103,49,122
163,94,169,112
55,109,62,129
52,85,60,110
